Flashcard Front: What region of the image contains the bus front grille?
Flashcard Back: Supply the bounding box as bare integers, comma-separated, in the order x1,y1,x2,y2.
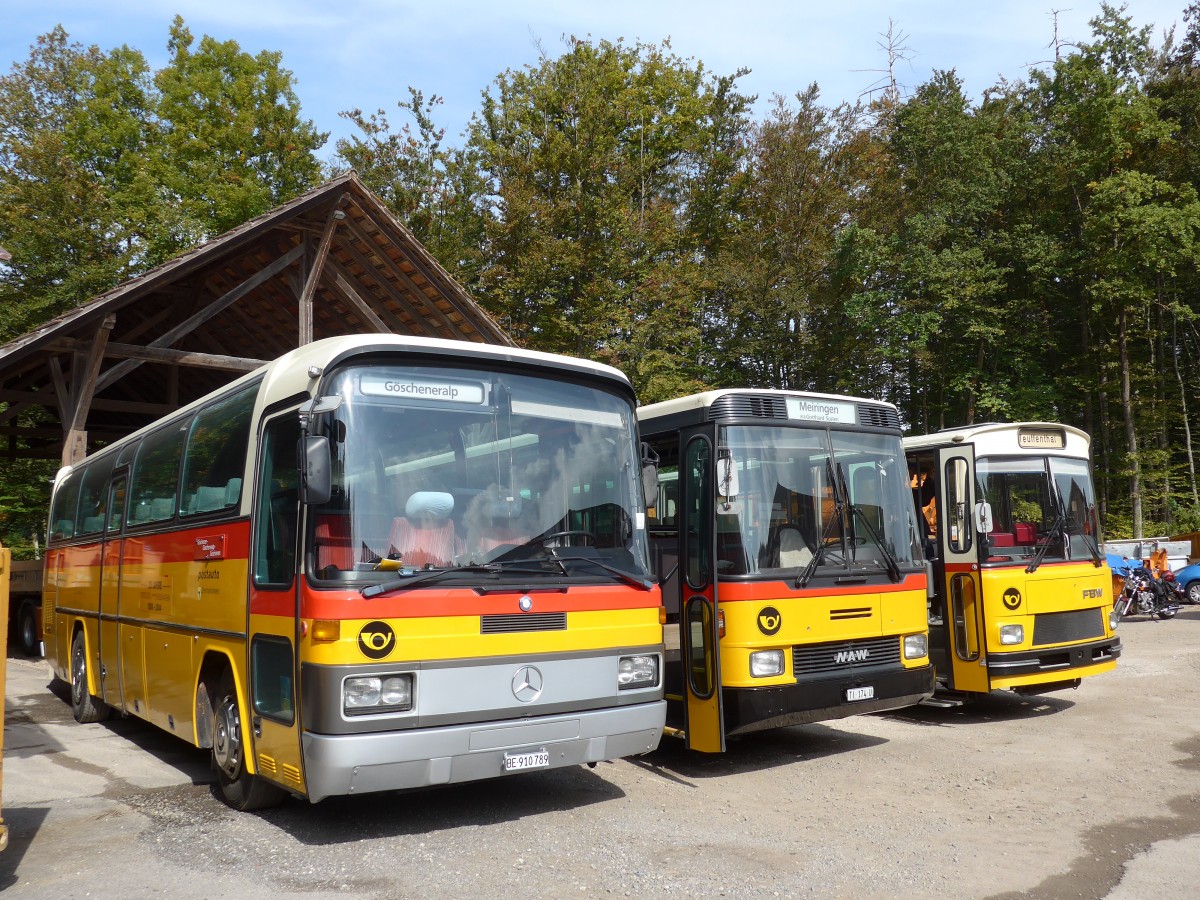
792,635,901,679
1032,608,1104,646
481,612,567,634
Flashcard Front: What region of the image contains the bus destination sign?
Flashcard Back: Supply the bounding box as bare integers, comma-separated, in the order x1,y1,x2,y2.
360,376,486,404
786,397,857,424
1017,428,1066,450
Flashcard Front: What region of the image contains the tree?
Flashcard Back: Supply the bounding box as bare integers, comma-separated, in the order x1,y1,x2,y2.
463,36,752,398
153,16,326,241
0,26,160,340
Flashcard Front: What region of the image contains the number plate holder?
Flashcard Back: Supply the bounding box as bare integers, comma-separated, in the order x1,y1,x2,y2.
846,685,875,702
504,748,550,771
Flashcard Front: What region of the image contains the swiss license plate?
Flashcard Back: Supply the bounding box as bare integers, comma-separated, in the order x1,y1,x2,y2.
846,685,875,702
504,749,550,771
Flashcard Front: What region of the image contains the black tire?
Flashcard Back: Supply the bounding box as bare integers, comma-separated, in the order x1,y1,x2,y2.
70,630,110,723
211,671,287,811
18,602,41,656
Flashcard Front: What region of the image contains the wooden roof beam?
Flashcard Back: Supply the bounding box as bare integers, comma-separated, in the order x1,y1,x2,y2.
48,338,265,373
94,242,304,394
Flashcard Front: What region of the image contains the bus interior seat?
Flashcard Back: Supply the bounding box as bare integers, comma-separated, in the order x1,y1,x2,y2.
389,491,458,568
188,485,227,514
777,526,813,568
989,531,1015,547
80,516,105,534
314,514,354,570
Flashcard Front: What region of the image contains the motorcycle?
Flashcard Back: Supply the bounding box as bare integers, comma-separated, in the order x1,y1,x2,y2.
1113,560,1179,620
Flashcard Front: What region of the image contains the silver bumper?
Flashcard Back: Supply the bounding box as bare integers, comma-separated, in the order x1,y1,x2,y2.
301,699,665,802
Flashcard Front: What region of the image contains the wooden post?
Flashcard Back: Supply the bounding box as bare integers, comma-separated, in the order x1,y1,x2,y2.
62,314,115,466
297,202,346,345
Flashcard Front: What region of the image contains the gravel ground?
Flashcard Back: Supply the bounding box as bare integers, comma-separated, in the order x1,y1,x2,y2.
4,606,1200,898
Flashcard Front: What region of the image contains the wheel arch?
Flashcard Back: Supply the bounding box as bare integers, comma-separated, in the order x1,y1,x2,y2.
195,649,241,750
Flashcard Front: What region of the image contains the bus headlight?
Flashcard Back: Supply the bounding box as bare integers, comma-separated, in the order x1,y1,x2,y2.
618,655,659,689
903,634,928,660
999,624,1024,646
1109,609,1120,629
344,674,413,715
750,649,785,677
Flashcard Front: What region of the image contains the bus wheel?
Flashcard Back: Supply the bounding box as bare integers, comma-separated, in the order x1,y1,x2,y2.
18,602,40,656
212,672,286,811
70,630,110,723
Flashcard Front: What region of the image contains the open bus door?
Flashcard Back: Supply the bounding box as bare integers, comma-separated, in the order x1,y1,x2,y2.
935,444,989,694
243,412,306,794
679,430,725,752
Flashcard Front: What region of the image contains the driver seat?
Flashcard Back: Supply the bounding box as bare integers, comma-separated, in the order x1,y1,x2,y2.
389,491,459,568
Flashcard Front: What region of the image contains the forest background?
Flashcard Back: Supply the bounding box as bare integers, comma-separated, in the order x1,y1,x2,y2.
2,3,1199,555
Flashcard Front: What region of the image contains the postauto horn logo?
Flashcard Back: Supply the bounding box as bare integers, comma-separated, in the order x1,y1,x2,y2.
358,621,396,660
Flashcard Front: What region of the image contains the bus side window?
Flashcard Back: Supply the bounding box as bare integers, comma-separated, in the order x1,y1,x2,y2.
50,469,83,541
255,415,300,588
77,458,114,535
181,384,256,517
129,421,188,526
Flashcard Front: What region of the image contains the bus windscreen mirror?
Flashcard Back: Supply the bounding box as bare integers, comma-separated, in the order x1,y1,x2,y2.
716,453,739,500
974,500,993,535
641,461,659,506
300,435,332,505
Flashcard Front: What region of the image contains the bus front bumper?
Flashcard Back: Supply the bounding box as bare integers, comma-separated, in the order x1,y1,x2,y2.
722,664,935,736
986,636,1121,681
301,700,665,802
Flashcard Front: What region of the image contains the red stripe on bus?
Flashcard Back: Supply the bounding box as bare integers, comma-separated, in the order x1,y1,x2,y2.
716,572,927,602
290,584,663,620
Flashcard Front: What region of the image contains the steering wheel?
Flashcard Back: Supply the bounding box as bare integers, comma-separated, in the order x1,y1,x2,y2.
542,530,597,547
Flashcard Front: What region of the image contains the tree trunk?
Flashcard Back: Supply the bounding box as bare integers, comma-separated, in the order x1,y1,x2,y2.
1119,307,1143,538
1173,312,1199,506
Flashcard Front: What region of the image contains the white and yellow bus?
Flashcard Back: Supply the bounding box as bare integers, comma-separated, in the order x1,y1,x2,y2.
904,422,1120,697
638,390,934,752
43,335,665,808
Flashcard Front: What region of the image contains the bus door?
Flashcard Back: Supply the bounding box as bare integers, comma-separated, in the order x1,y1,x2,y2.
679,428,725,752
936,444,989,693
245,412,305,794
98,471,127,708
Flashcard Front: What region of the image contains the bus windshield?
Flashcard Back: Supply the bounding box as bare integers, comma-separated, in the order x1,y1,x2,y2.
976,455,1100,562
308,363,650,584
714,425,919,578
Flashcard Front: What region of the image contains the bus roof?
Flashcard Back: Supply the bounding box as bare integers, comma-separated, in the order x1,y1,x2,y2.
903,421,1093,457
637,388,900,428
60,334,633,479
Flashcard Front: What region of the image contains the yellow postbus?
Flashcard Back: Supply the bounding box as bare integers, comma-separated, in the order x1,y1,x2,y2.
637,390,934,751
904,422,1120,697
44,335,665,808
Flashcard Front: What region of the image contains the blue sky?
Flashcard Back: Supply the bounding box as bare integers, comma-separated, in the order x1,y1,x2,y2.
2,1,1188,160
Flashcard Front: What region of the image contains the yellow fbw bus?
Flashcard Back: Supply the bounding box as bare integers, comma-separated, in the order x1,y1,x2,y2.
904,422,1120,697
638,390,934,752
44,335,665,808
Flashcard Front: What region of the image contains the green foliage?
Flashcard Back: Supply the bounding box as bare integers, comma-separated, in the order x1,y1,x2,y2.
0,21,325,555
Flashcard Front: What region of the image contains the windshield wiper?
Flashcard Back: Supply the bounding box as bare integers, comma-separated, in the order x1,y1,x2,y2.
797,459,846,589
1051,481,1103,567
846,504,903,582
1025,509,1066,575
361,561,561,599
550,552,654,590
835,461,902,583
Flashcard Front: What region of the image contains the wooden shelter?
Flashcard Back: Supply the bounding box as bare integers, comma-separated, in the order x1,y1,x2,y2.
0,173,513,465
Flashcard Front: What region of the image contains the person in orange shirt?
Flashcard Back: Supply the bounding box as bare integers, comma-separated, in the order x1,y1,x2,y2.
1148,542,1169,579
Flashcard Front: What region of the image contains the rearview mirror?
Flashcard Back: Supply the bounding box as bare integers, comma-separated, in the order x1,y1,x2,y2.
300,435,331,505
974,500,993,535
716,451,739,500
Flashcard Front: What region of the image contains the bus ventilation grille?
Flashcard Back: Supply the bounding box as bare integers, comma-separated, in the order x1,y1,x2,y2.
1032,608,1104,646
707,395,789,421
481,612,568,634
792,635,901,679
857,406,901,429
